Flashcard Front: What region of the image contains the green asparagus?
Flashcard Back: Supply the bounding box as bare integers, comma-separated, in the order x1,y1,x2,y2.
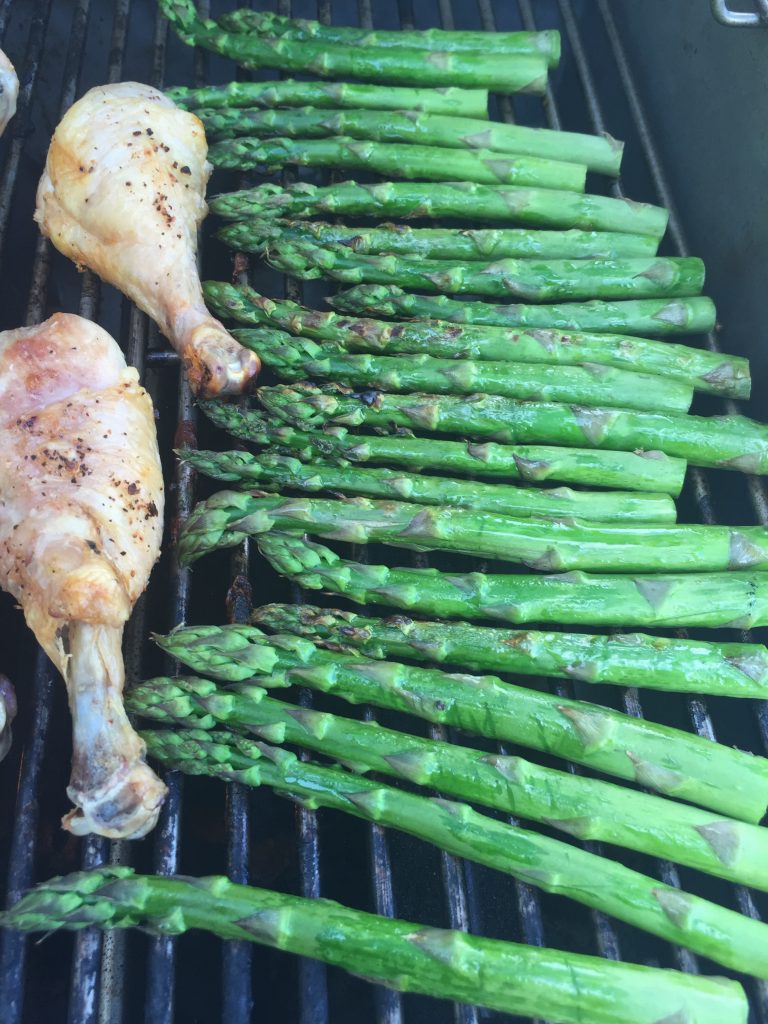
2,867,745,1024
197,106,622,175
152,624,768,820
209,137,586,191
254,603,768,698
204,281,746,396
199,401,687,495
209,181,669,237
138,725,768,975
258,383,768,473
217,10,561,67
235,331,695,413
219,218,659,259
183,449,677,524
265,240,704,301
160,0,549,93
167,80,490,118
129,676,768,891
257,532,768,630
330,284,716,336
179,490,768,574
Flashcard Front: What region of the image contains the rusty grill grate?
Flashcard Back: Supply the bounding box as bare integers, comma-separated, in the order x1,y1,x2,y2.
0,1,767,1022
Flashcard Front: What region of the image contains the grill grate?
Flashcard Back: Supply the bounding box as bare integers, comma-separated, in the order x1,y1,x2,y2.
0,2,767,1022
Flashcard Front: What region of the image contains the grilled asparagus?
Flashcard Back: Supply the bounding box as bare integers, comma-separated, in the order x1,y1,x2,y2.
199,400,687,495
153,624,768,820
329,283,715,336
208,181,668,237
184,448,676,523
253,603,768,699
257,532,768,630
2,867,745,1024
258,383,768,473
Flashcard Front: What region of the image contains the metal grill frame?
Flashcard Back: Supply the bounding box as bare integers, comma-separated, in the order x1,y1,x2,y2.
0,2,766,1022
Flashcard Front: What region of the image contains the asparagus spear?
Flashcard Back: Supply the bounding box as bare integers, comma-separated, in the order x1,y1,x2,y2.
204,281,746,397
259,383,768,473
199,401,687,495
235,331,695,413
178,490,768,574
209,137,586,191
254,603,768,698
197,107,622,176
219,218,659,259
2,867,746,1024
330,284,716,337
166,81,490,118
257,532,768,630
183,449,677,524
139,725,768,976
208,181,669,238
217,10,561,68
152,623,768,820
159,0,550,94
130,676,768,891
265,240,704,302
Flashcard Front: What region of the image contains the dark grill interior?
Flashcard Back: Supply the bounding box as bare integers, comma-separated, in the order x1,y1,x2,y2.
1,1,767,1021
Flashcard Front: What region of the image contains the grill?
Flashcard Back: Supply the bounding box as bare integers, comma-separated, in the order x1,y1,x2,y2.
0,2,767,1022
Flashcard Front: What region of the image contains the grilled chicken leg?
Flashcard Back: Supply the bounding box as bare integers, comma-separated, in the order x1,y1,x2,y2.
0,314,167,838
0,49,18,136
35,82,259,397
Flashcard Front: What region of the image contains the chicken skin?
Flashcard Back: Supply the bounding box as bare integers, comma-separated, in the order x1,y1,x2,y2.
35,82,259,397
0,314,167,838
0,49,18,137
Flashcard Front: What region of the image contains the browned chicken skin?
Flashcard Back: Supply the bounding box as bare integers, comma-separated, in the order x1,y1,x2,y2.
0,314,167,838
35,82,259,397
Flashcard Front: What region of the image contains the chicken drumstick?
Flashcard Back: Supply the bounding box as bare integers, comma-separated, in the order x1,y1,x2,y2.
0,314,167,838
35,82,259,397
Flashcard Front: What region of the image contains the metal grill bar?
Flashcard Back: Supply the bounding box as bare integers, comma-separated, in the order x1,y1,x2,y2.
0,3,101,1021
221,231,255,1024
271,0,331,1016
344,11,404,1020
472,2,555,988
712,0,768,28
0,0,52,265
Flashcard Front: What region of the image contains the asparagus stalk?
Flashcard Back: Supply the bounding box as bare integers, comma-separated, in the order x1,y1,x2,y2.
2,867,745,1024
235,330,695,413
209,181,669,238
330,284,716,337
139,725,768,976
264,240,704,302
219,218,659,259
257,532,768,630
199,401,687,495
178,490,768,574
152,624,768,820
159,0,550,94
254,603,768,699
258,383,768,473
217,10,562,68
166,81,490,118
208,137,586,191
204,281,747,397
197,106,622,175
183,448,677,524
130,676,768,891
